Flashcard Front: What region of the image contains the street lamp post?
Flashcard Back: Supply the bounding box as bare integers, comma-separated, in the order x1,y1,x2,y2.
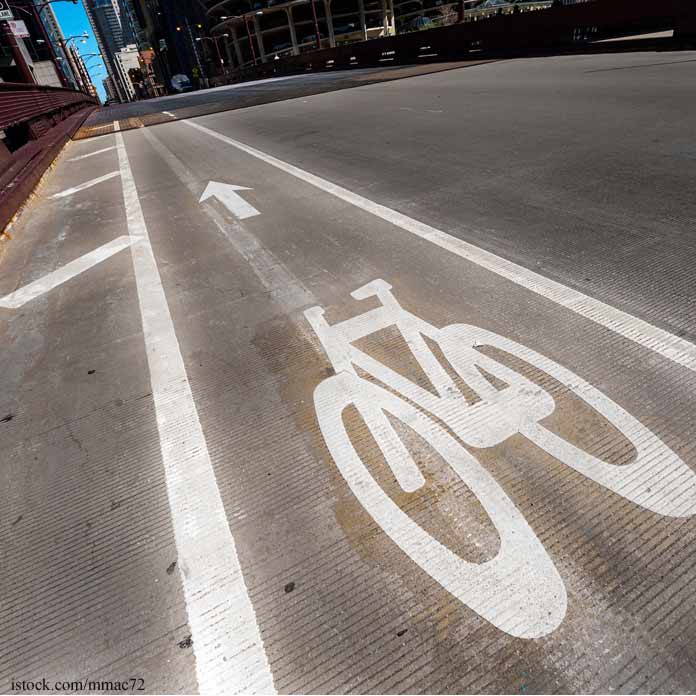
61,32,89,93
79,51,102,67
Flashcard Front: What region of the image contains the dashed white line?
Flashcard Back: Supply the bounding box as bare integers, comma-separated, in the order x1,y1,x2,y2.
0,236,132,309
49,171,120,199
182,119,696,374
115,130,276,695
67,145,117,161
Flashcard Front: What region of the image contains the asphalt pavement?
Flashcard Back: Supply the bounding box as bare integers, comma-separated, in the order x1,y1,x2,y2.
2,51,696,694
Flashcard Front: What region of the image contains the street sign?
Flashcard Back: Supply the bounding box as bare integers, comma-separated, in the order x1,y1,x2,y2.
9,19,29,38
0,0,14,20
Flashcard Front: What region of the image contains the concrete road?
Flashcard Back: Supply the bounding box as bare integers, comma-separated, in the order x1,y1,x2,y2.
2,51,696,694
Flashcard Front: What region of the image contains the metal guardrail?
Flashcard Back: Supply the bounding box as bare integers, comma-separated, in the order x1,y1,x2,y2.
0,82,97,132
1,83,97,232
461,0,552,23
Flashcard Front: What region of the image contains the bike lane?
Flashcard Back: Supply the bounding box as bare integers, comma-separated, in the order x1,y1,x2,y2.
120,116,696,693
0,135,196,693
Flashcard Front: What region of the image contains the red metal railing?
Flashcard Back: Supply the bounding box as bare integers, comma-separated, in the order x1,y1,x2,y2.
0,82,97,131
1,82,97,231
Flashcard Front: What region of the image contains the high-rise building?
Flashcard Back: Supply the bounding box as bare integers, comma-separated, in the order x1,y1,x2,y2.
35,2,80,88
82,0,136,101
127,0,209,93
0,0,77,86
103,74,118,102
113,43,140,101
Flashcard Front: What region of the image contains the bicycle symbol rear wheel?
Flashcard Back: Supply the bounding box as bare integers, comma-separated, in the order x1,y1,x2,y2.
314,371,567,639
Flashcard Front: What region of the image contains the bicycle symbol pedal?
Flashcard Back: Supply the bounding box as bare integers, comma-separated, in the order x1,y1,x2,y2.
304,280,696,638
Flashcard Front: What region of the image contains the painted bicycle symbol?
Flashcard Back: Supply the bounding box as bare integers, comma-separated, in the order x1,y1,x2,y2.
305,280,696,639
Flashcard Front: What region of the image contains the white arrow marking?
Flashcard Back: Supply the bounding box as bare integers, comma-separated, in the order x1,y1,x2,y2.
50,170,121,199
0,235,132,309
200,181,260,220
68,146,117,162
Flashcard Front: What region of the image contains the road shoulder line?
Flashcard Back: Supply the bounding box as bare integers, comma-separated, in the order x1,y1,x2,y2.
115,128,276,695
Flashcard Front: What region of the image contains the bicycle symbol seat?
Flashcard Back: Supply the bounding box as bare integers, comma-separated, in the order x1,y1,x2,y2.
304,280,696,639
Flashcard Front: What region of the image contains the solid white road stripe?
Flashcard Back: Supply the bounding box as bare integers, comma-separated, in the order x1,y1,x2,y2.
0,236,132,309
115,131,275,695
68,146,117,162
113,120,120,132
50,171,120,199
183,119,696,374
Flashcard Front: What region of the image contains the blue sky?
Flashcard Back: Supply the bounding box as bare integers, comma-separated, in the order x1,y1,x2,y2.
52,0,107,101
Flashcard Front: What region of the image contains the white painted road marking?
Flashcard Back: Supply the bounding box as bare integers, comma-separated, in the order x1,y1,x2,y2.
0,236,132,309
141,127,315,321
49,170,121,199
115,131,275,695
306,280,696,637
183,119,696,374
67,145,117,162
200,181,260,220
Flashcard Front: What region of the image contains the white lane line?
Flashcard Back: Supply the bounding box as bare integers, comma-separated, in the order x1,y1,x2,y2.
0,236,132,309
49,171,120,199
183,119,696,374
113,120,120,132
114,131,275,696
68,145,117,162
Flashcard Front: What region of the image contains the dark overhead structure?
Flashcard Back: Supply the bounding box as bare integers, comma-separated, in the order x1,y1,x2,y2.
202,0,547,68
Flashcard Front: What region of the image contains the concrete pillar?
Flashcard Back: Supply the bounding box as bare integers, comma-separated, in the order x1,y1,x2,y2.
389,0,396,33
230,25,244,66
285,7,300,56
323,0,336,47
223,34,235,68
380,0,389,35
357,0,368,40
252,15,267,63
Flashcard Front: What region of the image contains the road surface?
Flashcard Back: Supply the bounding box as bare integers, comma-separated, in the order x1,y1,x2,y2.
2,52,696,694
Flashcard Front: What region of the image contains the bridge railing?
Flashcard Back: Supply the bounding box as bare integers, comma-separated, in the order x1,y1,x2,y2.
1,83,98,232
0,82,98,143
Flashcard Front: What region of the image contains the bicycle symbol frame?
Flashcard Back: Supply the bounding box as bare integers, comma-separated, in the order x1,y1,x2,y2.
304,280,696,639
